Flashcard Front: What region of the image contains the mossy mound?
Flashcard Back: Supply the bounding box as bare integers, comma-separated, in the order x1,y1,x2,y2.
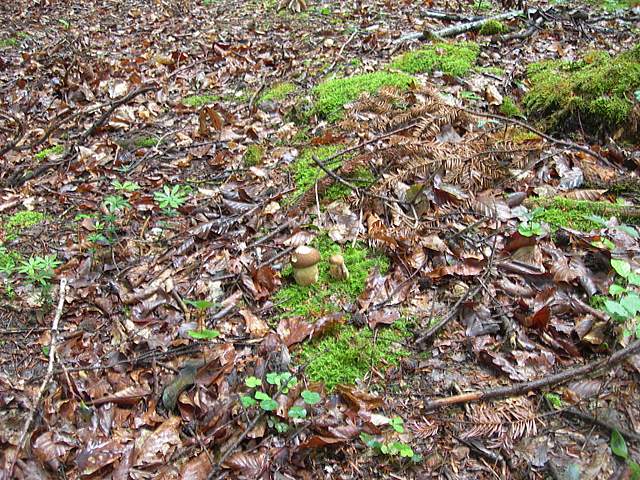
298,322,409,389
479,20,508,35
2,211,46,241
243,144,264,166
181,94,220,108
530,197,640,231
390,42,479,77
35,145,63,160
287,145,343,205
500,97,522,117
274,234,389,318
135,137,159,148
312,71,415,122
523,46,640,136
259,82,296,103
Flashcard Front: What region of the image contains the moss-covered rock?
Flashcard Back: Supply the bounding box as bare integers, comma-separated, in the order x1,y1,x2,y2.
312,71,415,122
479,20,508,35
523,46,640,136
390,42,479,76
529,197,640,231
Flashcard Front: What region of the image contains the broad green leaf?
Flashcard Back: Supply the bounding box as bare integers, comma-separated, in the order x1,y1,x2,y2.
245,376,262,388
628,272,640,286
266,372,282,386
629,460,640,480
187,328,220,340
241,395,257,408
609,284,627,296
288,406,307,419
611,429,628,459
611,259,631,278
260,398,278,411
621,293,640,316
390,416,404,433
604,300,630,321
254,391,270,401
301,390,321,405
184,299,217,311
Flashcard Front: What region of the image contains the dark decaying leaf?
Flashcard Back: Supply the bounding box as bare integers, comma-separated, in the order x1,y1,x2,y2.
135,416,182,466
222,451,269,476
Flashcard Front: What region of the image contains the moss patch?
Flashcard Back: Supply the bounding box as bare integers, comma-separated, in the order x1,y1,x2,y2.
391,42,479,77
0,37,18,48
323,167,375,201
500,97,522,117
135,137,159,148
35,145,64,160
479,20,508,35
531,197,640,231
287,145,343,204
274,234,389,319
259,82,296,103
182,94,220,108
298,322,409,390
243,144,264,166
3,211,46,241
523,46,640,134
313,71,415,122
590,0,640,11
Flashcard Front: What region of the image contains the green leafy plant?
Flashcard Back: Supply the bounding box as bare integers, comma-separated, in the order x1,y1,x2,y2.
154,185,190,214
103,195,131,213
112,180,140,192
185,299,220,340
18,254,61,287
610,430,640,479
518,207,545,237
544,392,564,409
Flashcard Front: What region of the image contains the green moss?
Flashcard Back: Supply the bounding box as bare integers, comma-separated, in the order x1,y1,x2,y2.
511,129,540,143
472,0,493,10
274,234,389,319
479,20,508,35
589,294,607,310
298,322,409,390
500,97,522,117
3,211,46,241
35,145,64,159
391,42,479,76
0,37,18,48
524,46,640,133
312,71,416,122
182,94,220,108
476,66,505,76
243,144,264,166
287,145,343,204
531,197,640,232
589,0,640,11
259,82,296,103
0,245,20,274
135,137,159,148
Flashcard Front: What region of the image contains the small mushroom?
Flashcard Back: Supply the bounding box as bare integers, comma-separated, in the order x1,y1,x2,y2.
291,246,321,286
329,254,349,281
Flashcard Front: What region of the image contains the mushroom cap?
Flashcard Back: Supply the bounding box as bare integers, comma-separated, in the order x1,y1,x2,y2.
329,254,344,265
291,246,321,268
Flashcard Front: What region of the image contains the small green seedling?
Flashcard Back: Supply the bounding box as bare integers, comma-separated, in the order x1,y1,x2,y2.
544,392,563,409
18,254,61,287
518,207,546,237
103,195,131,213
610,430,640,479
112,180,140,192
154,185,190,214
185,299,219,340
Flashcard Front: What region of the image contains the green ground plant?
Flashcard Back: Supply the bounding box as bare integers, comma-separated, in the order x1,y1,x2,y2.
479,20,507,35
500,97,523,117
154,185,191,215
259,82,296,103
243,144,264,166
182,94,220,108
3,211,46,241
286,145,343,204
0,37,19,48
35,145,64,160
391,42,479,77
135,137,160,148
524,45,640,134
312,71,415,121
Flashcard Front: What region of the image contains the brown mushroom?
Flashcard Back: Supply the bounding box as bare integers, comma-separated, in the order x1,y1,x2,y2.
329,254,349,281
291,246,321,286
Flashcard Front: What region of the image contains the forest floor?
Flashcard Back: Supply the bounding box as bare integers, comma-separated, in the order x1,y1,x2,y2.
1,0,640,478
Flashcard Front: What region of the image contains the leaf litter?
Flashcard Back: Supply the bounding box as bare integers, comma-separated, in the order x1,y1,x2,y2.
0,0,639,478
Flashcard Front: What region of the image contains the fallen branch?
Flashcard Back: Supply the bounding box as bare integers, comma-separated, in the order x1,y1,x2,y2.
6,278,68,479
562,407,640,443
424,339,640,411
79,82,158,141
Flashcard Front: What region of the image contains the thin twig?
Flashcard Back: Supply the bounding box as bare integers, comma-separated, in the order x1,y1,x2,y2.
6,278,68,479
424,339,640,411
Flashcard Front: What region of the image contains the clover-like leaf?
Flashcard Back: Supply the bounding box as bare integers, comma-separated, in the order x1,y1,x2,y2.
301,390,321,405
288,405,307,419
260,398,278,411
245,376,262,388
241,395,257,408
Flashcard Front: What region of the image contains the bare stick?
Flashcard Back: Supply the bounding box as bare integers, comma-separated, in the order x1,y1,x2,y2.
6,278,68,479
424,339,640,411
